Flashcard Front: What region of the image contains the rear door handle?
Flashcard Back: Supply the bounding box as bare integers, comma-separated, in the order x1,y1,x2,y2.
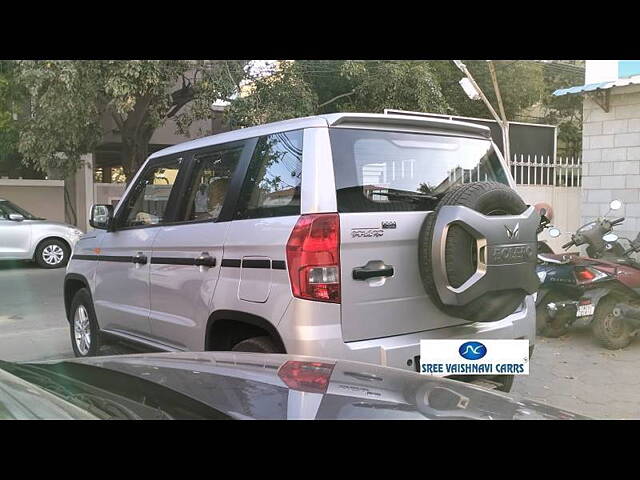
133,252,148,265
194,252,216,268
353,261,394,280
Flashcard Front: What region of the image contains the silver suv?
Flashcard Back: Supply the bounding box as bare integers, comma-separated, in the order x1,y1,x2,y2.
64,113,538,391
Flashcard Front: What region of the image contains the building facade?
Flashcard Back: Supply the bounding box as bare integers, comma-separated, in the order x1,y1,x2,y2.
555,60,640,240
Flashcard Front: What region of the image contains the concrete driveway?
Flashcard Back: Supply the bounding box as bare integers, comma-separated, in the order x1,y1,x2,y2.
1,262,639,419
0,261,73,361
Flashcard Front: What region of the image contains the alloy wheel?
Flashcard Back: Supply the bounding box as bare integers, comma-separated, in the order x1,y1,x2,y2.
74,305,91,355
42,244,65,266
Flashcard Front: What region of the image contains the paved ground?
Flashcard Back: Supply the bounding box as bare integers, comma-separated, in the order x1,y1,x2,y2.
1,263,639,419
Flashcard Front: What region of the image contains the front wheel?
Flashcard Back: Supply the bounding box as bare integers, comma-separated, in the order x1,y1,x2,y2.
592,298,632,350
69,288,101,357
35,239,70,269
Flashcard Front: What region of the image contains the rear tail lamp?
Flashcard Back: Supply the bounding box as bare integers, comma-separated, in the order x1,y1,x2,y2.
286,213,341,303
574,267,607,283
277,361,335,394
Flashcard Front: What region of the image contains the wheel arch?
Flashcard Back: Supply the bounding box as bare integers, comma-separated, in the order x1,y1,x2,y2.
205,310,286,353
64,273,91,323
33,235,71,261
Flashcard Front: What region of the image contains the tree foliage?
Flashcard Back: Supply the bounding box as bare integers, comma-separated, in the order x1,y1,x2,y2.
17,60,248,178
429,60,545,119
228,60,450,128
539,60,585,157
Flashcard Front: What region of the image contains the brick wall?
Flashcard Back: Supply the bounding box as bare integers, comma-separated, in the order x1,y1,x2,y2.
581,84,640,240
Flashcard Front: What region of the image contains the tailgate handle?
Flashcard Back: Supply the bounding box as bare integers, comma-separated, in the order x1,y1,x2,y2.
353,261,394,281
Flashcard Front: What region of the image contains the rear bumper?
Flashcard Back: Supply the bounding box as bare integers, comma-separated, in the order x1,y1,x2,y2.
278,295,535,373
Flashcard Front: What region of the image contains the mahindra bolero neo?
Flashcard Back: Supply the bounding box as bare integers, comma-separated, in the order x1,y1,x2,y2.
64,112,540,392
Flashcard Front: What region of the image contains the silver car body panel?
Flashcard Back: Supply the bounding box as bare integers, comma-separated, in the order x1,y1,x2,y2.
65,112,535,374
0,216,82,260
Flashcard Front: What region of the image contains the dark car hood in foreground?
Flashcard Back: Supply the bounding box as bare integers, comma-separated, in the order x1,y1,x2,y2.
31,352,587,420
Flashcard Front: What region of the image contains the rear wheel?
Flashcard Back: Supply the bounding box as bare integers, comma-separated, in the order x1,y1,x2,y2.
231,336,279,353
592,297,632,350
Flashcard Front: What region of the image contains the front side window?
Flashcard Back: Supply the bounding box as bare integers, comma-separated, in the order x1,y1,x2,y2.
118,158,183,228
235,130,303,220
329,128,509,213
181,143,244,222
0,200,40,220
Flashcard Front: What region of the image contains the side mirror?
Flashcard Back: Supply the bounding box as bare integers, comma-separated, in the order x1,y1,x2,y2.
8,213,24,222
90,204,113,230
603,233,619,243
549,227,561,238
610,199,622,211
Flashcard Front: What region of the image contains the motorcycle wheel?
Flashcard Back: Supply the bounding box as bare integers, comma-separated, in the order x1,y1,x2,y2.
592,297,632,350
537,293,570,338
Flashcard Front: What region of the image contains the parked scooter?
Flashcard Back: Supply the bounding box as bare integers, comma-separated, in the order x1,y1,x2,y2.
546,202,640,349
536,200,627,338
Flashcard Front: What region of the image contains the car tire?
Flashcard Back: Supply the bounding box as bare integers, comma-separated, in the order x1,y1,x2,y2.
537,293,571,338
231,336,279,353
592,297,632,350
69,288,101,357
35,238,70,269
419,182,529,322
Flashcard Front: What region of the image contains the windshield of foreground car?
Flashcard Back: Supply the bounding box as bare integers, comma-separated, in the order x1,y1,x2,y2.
0,200,43,220
0,361,231,420
0,367,98,420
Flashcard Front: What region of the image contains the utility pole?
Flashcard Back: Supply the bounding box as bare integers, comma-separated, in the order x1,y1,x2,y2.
453,60,510,165
487,60,510,163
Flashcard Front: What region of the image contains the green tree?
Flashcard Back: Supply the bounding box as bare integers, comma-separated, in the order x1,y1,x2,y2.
539,60,585,157
429,60,545,119
17,60,248,179
228,60,450,128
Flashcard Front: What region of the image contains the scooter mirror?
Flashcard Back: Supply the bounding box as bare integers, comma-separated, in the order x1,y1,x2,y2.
549,227,561,238
603,233,619,243
610,199,622,211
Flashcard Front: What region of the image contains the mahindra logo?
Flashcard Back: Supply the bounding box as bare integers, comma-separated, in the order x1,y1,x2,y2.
505,223,520,240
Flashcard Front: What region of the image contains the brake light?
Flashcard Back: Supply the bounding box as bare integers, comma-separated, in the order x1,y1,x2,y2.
277,361,335,394
575,267,604,283
286,213,341,303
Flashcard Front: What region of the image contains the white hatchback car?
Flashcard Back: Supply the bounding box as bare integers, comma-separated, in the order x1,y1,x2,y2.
0,198,83,268
64,112,540,392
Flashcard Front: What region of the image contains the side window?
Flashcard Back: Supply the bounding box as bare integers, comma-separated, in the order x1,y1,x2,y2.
180,142,244,222
118,158,183,228
235,130,303,220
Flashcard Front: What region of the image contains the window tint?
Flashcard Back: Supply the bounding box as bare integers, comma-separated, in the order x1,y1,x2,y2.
118,158,183,228
235,130,303,220
329,128,509,213
181,143,244,222
0,200,38,220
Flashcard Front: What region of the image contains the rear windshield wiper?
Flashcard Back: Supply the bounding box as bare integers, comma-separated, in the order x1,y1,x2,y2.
372,189,440,203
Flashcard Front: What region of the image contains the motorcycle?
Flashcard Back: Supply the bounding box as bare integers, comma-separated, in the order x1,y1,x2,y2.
536,200,628,338
541,202,640,348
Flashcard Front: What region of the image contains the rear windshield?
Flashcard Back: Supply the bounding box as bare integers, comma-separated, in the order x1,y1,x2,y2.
329,128,510,213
